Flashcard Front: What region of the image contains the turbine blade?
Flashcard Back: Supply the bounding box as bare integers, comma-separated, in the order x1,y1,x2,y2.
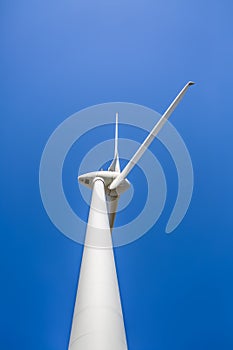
108,112,121,172
106,194,119,230
109,81,195,190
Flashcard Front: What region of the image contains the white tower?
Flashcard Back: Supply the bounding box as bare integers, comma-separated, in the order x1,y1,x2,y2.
68,82,194,350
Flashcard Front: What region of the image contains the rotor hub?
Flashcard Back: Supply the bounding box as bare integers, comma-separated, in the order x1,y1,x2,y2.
78,171,131,196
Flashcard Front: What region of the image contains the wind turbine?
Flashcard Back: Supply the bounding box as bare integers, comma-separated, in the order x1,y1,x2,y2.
68,81,194,350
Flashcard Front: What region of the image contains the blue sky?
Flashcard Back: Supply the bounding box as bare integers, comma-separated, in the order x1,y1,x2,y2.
1,1,233,349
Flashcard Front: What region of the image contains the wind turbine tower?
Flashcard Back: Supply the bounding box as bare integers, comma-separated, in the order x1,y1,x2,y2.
68,82,194,350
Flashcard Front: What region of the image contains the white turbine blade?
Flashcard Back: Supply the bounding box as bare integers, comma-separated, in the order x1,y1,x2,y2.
114,112,119,157
108,112,121,172
109,81,194,190
106,194,119,230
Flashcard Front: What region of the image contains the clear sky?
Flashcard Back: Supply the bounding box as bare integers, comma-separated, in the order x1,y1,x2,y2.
1,1,233,349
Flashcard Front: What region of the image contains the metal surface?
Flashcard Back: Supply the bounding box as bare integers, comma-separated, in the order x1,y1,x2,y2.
68,178,128,350
78,171,130,196
68,82,194,349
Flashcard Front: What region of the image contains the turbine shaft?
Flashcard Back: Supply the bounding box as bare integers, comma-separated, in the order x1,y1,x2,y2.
68,178,128,350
